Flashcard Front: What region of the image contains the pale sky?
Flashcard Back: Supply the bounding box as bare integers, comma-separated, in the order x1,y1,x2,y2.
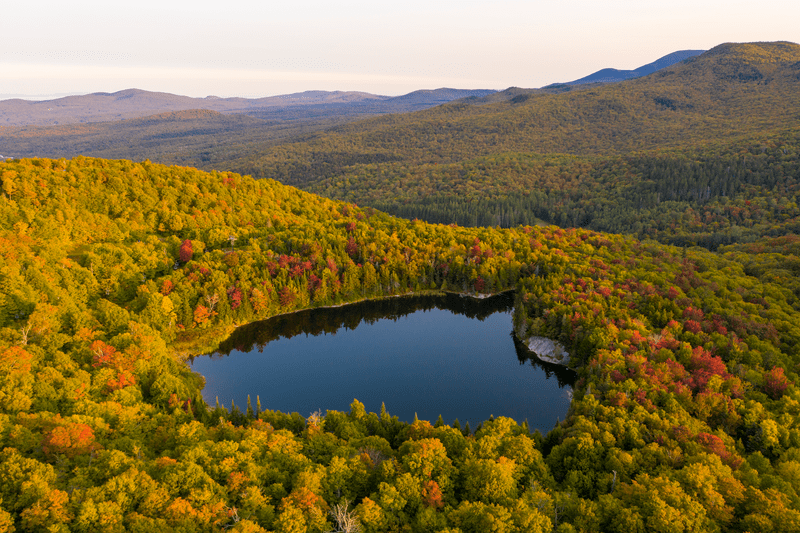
2,0,798,100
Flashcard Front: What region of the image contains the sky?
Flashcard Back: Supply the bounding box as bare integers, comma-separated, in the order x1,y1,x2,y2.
2,0,799,100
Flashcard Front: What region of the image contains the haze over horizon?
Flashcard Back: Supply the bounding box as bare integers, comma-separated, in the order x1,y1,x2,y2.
3,0,799,100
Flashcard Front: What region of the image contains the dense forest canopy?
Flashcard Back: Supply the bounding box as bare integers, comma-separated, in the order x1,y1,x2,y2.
2,154,800,532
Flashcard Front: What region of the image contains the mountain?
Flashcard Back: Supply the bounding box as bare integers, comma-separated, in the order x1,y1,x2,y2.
239,88,497,123
0,88,389,127
227,41,800,248
381,88,497,108
0,87,497,165
0,87,496,128
562,49,706,85
5,41,800,248
237,42,800,167
7,42,796,248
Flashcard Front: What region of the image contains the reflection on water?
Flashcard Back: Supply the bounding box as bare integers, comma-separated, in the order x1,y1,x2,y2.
191,292,576,430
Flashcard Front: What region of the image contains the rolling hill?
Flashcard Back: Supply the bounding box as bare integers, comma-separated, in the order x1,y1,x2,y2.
3,42,798,249
0,88,496,165
226,42,800,248
236,42,800,164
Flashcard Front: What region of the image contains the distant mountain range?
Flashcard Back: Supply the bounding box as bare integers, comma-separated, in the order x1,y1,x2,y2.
6,44,786,167
0,88,496,127
0,49,711,128
558,49,706,86
230,41,800,183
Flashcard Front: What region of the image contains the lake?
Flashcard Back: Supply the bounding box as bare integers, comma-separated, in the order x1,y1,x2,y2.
189,292,576,431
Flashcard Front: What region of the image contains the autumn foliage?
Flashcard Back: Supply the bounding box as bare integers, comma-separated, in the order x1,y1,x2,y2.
178,238,193,262
764,366,790,399
1,153,799,531
42,422,97,458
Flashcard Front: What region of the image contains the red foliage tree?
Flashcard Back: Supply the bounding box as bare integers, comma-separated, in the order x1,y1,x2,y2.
278,286,295,308
686,346,730,393
160,279,174,295
193,305,212,326
684,320,702,334
43,422,97,458
178,239,193,263
227,286,242,309
683,306,704,322
90,340,137,391
326,258,338,274
607,391,628,407
667,286,681,300
281,486,328,516
0,346,33,374
695,432,743,469
422,479,444,510
764,366,790,399
90,340,117,368
308,274,322,295
473,276,486,293
345,237,358,260
105,371,137,391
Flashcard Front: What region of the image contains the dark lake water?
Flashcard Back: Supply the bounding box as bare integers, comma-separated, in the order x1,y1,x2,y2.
190,292,576,431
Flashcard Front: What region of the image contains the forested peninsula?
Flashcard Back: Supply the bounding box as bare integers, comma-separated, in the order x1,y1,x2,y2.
2,155,799,532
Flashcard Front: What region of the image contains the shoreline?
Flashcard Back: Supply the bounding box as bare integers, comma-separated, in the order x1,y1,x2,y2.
175,288,516,357
232,287,516,325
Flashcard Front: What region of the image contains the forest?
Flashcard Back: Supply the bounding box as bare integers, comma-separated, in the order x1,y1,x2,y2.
1,41,800,532
1,154,800,532
225,43,800,251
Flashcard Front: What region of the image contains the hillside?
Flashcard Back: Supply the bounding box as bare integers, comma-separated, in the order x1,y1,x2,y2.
228,42,800,249
0,110,311,169
1,156,800,531
4,42,796,252
0,88,497,166
237,42,800,163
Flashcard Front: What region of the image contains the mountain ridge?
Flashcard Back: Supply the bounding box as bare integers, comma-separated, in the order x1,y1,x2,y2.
219,41,800,247
4,41,799,182
0,87,494,127
563,49,706,85
1,46,741,127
